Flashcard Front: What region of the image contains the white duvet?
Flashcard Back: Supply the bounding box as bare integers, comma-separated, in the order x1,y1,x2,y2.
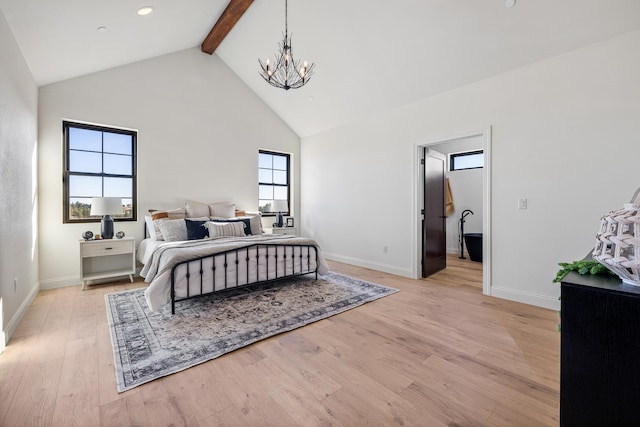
140,234,329,311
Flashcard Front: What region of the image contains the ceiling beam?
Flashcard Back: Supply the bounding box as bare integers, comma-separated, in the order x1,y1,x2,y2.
201,0,254,55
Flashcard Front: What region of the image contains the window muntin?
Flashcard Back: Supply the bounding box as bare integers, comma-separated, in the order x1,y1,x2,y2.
63,121,137,223
258,150,290,216
450,150,483,171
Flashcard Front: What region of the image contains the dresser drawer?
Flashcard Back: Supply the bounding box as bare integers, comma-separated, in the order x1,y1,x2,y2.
82,240,132,257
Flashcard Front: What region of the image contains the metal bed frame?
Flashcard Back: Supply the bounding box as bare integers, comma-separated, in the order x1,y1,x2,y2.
169,243,318,314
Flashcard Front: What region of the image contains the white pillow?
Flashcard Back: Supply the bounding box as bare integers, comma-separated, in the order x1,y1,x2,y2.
157,219,188,242
208,202,236,218
185,201,210,218
144,215,157,240
146,208,187,240
205,221,246,238
236,213,263,235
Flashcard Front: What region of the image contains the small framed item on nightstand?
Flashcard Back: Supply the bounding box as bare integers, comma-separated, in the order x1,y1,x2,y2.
286,217,294,227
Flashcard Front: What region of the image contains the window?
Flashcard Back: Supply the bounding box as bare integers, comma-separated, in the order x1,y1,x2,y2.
450,150,483,171
63,121,137,223
258,150,290,216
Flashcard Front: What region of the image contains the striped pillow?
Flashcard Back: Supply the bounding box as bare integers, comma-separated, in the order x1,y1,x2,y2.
205,221,246,238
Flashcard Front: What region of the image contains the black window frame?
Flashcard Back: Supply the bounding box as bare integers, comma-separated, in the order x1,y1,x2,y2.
258,150,291,217
62,121,137,224
449,149,484,171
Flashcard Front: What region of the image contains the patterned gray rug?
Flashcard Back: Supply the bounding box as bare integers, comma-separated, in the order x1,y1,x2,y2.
105,272,398,392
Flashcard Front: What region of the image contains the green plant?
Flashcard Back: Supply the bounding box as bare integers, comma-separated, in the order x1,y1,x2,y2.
553,259,615,283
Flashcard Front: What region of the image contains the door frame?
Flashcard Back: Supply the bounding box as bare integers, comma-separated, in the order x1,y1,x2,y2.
412,126,492,296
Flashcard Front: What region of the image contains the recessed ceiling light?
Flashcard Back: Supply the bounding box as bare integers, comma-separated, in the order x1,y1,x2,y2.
504,0,516,8
137,6,154,16
97,26,107,33
308,97,314,102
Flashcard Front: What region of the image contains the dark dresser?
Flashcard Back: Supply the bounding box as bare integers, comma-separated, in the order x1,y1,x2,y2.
561,271,640,426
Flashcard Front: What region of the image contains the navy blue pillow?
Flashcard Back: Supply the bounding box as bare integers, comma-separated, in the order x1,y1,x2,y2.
185,219,208,240
210,218,252,235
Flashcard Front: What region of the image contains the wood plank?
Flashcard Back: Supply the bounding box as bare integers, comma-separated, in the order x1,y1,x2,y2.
243,356,343,426
212,354,300,426
99,392,149,427
0,259,561,425
201,0,254,54
254,337,343,400
1,357,63,426
310,350,447,426
51,336,101,426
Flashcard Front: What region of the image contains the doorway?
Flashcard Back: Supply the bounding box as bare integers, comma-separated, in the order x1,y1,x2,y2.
413,127,492,296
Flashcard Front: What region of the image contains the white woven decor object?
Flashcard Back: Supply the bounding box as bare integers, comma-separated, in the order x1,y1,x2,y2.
593,189,640,286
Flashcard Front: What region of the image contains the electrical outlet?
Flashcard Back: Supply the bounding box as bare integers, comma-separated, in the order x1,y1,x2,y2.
383,245,388,254
14,277,17,292
518,198,528,210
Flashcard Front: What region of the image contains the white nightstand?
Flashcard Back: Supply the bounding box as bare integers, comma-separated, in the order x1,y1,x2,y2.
271,227,297,236
80,237,136,290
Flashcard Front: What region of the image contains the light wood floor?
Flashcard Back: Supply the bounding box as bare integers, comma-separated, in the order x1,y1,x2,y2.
0,258,559,426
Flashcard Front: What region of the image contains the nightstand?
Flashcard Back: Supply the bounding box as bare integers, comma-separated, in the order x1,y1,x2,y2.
80,237,136,290
271,227,297,236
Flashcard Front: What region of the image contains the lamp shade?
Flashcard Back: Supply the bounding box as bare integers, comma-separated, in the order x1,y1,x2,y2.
271,200,288,213
90,197,123,216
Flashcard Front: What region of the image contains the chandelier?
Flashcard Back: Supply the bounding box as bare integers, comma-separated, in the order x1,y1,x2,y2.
258,0,315,90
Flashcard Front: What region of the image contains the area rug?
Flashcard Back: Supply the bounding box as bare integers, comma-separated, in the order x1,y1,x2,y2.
105,272,398,392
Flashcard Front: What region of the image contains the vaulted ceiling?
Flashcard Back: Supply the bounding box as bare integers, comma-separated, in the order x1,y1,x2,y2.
1,0,639,137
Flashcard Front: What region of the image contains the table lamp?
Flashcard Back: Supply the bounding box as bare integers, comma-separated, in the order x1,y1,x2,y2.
90,197,123,239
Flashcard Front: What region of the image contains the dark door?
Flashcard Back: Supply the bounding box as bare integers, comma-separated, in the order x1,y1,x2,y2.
422,148,446,278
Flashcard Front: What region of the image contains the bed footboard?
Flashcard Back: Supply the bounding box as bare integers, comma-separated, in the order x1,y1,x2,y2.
170,243,318,314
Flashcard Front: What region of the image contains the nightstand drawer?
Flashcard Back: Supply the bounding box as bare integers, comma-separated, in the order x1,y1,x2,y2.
82,240,132,257
272,227,297,236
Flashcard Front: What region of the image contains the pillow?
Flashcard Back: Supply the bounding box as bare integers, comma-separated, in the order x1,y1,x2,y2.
150,212,169,240
205,221,246,238
144,215,157,240
157,219,188,242
148,208,186,219
150,211,168,220
185,219,209,240
209,217,252,235
185,201,210,218
242,212,264,235
146,208,187,240
208,202,236,218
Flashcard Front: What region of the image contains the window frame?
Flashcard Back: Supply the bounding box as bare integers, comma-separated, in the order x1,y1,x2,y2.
258,150,291,217
449,149,484,171
62,121,137,224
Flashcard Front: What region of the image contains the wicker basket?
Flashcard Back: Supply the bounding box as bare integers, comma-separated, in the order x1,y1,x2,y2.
593,188,640,286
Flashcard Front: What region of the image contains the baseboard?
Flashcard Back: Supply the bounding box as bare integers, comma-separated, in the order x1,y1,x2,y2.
39,275,81,290
322,252,413,278
2,283,40,352
490,285,560,311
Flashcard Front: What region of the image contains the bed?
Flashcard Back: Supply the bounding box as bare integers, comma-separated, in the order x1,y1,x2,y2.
138,203,329,313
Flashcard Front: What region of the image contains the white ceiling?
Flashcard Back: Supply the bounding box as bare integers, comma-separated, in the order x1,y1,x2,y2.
2,0,640,137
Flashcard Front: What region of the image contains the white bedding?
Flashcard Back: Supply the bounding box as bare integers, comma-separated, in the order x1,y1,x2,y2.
137,238,168,264
140,235,329,311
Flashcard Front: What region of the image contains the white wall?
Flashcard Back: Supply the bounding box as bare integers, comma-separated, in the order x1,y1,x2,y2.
431,137,484,256
301,29,640,310
0,9,39,349
38,47,300,289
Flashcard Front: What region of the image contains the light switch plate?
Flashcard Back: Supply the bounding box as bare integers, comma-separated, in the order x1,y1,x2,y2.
518,198,527,210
